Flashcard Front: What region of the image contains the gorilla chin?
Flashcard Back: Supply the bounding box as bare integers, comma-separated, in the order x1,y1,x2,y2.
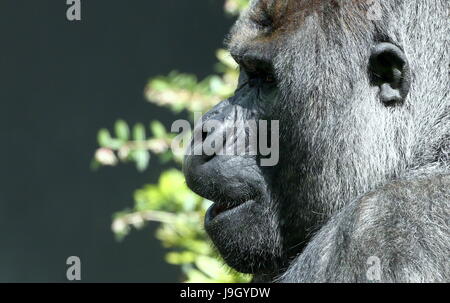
204,197,284,274
184,153,284,274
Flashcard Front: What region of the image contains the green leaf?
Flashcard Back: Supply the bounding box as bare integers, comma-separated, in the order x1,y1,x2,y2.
195,256,225,279
158,151,173,164
150,121,166,138
166,251,196,265
133,149,150,172
115,120,130,141
98,128,112,147
133,123,146,141
185,268,213,283
216,49,238,70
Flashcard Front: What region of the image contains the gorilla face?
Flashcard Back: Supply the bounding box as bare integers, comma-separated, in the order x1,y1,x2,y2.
183,69,286,273
184,0,416,275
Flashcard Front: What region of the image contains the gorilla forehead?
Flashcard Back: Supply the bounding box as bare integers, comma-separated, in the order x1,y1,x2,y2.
228,0,374,59
250,0,339,27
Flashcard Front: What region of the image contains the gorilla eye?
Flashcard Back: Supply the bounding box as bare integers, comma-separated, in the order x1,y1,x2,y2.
234,51,277,88
264,73,276,84
246,69,277,87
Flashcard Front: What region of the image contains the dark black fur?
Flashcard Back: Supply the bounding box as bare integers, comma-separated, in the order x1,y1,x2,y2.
184,0,449,282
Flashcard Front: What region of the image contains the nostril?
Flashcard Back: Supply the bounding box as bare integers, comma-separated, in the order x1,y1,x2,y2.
200,124,227,162
202,128,217,162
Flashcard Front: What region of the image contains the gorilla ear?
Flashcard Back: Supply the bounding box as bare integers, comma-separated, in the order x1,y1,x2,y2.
369,42,411,106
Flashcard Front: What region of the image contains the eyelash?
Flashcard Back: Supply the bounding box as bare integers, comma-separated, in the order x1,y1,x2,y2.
248,73,276,87
263,73,276,83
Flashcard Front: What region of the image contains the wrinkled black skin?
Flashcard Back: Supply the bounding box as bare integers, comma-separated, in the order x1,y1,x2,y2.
184,0,449,282
184,74,288,274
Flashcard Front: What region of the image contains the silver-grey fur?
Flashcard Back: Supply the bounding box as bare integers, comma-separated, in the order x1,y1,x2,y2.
185,0,449,282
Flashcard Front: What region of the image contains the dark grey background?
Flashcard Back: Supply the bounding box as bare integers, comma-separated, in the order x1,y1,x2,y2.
0,0,234,282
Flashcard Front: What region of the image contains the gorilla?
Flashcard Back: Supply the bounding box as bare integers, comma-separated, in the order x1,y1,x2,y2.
183,0,449,282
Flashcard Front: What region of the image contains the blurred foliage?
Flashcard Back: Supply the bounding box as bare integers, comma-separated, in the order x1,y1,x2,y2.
93,0,250,283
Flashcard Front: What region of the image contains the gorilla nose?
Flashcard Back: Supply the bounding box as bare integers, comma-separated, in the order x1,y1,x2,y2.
183,118,226,200
183,98,256,202
189,118,227,162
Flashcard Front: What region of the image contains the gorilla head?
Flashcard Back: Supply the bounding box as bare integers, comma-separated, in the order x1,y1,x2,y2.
183,0,449,277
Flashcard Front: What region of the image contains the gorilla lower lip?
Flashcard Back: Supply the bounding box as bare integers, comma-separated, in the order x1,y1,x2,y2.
207,200,253,220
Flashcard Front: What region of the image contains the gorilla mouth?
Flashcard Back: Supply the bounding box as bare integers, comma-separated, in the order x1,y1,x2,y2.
210,203,231,218
206,199,255,221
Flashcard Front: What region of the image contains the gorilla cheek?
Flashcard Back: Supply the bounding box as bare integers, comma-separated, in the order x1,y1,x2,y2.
204,200,283,274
